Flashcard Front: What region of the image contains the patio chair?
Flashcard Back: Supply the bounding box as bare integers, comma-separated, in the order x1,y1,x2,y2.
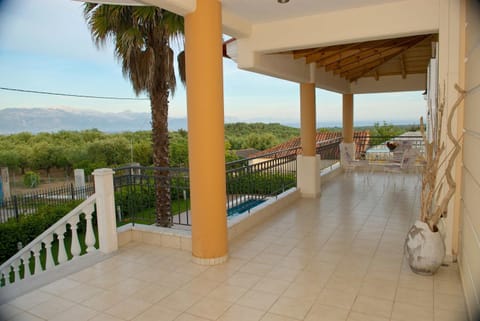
383,148,418,188
390,140,413,164
340,144,370,181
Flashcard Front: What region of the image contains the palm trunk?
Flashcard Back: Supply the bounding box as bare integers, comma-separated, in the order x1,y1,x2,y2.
151,33,172,227
151,87,172,227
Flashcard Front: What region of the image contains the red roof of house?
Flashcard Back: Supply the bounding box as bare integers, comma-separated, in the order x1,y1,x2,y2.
249,130,370,159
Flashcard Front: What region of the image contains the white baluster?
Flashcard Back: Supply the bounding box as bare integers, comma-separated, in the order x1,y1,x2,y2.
33,243,43,274
69,216,81,258
6,265,13,285
13,259,23,282
55,225,68,264
21,252,32,278
84,205,96,253
43,235,55,270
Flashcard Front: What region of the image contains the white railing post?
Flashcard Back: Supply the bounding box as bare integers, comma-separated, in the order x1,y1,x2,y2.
93,168,118,254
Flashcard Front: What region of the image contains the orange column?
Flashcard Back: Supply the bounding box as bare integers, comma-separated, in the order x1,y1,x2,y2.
185,0,228,264
300,83,316,156
342,94,354,143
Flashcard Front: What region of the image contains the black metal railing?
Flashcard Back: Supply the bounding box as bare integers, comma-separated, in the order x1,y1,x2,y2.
226,147,298,216
316,137,342,170
113,165,190,226
0,183,94,223
113,147,301,226
354,134,424,161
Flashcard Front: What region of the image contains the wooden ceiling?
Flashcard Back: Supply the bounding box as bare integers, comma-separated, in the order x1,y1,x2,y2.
290,34,436,82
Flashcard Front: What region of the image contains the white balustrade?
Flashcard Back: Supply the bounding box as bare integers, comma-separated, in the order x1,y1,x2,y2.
84,204,96,253
14,259,22,283
0,195,98,287
33,243,42,275
4,266,12,285
0,168,117,292
43,235,55,270
55,226,68,265
69,215,82,258
21,252,31,278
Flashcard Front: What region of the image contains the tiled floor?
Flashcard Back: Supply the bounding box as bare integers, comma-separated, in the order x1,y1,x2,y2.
0,172,468,321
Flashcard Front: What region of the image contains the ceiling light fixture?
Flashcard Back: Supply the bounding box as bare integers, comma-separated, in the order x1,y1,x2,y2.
278,0,290,3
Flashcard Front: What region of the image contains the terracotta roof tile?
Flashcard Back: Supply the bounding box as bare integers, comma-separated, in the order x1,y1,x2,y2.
249,130,370,159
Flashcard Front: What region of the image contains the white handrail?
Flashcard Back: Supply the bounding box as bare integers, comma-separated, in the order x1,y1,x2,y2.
0,194,97,286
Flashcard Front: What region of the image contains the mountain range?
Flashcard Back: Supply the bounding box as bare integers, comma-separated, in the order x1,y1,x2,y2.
0,107,188,134
0,107,417,135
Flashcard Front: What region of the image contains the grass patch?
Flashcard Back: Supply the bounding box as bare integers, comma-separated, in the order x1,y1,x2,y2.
116,199,190,226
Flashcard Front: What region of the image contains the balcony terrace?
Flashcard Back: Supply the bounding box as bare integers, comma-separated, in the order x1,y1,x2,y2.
0,172,467,321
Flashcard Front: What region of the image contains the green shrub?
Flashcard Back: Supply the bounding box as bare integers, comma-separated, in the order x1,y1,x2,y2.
115,185,156,218
23,171,40,188
114,177,190,220
0,201,80,264
227,172,296,195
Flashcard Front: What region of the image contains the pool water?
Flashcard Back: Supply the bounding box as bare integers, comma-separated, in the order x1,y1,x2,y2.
227,199,266,216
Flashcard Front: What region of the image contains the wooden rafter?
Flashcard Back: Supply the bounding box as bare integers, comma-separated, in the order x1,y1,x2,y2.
308,43,364,65
319,38,394,69
349,36,430,82
400,54,407,79
336,45,411,75
324,36,424,72
286,34,435,82
342,58,388,80
293,48,322,60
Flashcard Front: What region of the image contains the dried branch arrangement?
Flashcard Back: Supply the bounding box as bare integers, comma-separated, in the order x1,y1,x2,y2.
419,84,466,232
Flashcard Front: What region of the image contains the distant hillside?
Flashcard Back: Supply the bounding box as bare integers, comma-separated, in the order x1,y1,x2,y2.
0,107,188,134
225,123,300,150
0,107,419,135
225,122,300,140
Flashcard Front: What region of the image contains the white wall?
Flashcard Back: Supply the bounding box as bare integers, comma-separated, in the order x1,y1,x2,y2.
459,1,480,320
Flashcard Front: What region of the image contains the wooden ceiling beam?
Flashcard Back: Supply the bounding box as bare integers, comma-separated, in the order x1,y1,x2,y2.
319,39,396,69
316,35,424,66
287,34,435,82
364,70,426,78
341,35,431,80
342,58,388,81
317,48,362,67
293,48,324,59
400,54,407,79
335,46,407,75
305,43,360,64
328,36,428,73
313,42,372,66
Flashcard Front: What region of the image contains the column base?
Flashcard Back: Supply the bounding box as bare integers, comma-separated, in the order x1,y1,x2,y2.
192,254,228,265
340,142,356,168
297,155,321,198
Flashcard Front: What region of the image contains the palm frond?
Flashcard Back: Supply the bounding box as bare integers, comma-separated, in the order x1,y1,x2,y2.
83,4,185,96
166,46,176,96
177,50,186,85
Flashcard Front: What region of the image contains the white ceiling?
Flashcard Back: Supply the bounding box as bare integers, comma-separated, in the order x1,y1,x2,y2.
81,0,405,24
221,0,403,24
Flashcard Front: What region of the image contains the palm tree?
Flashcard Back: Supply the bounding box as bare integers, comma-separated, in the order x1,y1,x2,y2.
84,4,185,227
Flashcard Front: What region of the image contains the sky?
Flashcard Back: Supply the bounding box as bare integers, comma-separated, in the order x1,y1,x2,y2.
0,0,427,127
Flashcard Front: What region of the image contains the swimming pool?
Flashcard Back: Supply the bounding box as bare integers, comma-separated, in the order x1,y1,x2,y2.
227,199,266,217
